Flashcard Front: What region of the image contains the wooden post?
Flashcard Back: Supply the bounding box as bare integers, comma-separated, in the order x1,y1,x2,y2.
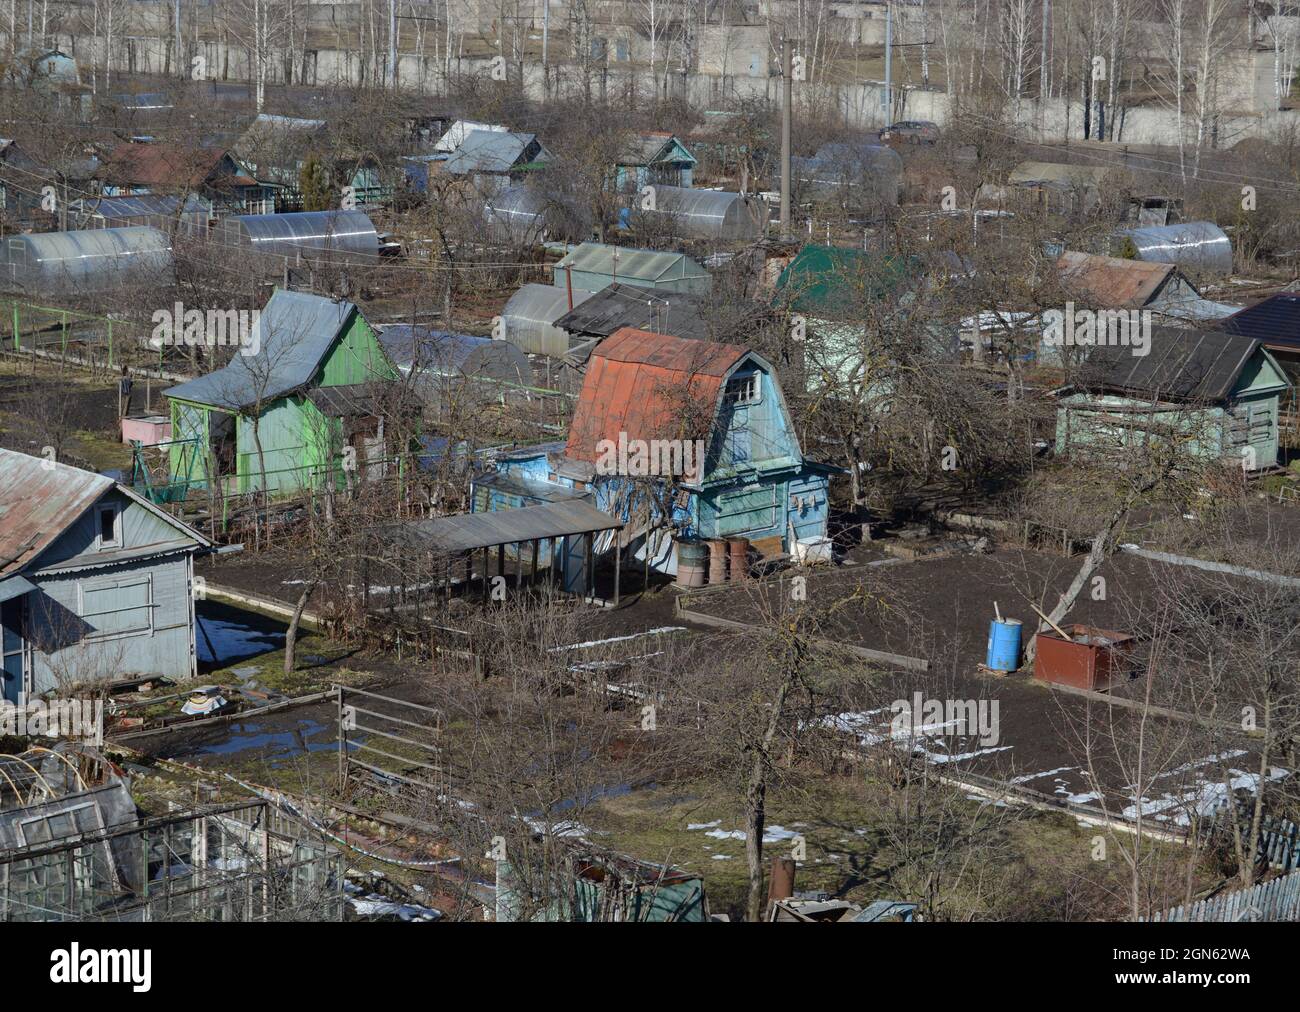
531,539,539,583
586,532,594,599
613,540,621,607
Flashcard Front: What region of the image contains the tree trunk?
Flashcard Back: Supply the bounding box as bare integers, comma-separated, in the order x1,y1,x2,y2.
745,640,803,922
284,581,316,675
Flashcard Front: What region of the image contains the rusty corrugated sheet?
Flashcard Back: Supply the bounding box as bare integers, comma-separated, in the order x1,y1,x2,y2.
564,327,746,463
1056,251,1174,308
0,449,113,577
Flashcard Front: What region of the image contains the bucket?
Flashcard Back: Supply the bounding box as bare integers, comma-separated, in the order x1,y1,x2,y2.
728,537,750,581
675,539,707,589
986,618,1022,672
707,538,729,584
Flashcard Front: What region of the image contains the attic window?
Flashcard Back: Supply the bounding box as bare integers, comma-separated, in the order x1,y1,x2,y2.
97,504,121,550
725,372,760,406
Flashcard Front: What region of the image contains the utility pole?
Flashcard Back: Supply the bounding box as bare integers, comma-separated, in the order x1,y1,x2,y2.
883,1,892,124
542,0,550,96
388,0,397,87
175,0,183,78
780,38,792,239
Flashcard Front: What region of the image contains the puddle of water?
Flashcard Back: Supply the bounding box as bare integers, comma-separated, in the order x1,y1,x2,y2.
197,718,358,764
196,615,285,666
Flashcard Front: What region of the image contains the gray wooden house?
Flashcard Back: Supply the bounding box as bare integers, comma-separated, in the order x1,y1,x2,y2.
1055,329,1290,473
0,448,212,701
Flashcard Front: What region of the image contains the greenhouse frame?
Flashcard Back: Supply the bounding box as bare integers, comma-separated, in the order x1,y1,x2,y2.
501,282,596,357
636,185,768,240
0,226,173,297
217,209,379,267
1117,221,1233,276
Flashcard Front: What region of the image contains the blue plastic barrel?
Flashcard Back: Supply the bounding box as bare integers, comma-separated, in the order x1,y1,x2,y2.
986,619,1022,671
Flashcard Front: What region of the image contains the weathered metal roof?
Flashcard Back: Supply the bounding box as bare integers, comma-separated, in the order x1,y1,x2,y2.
1077,327,1269,402
775,245,914,317
1056,251,1176,308
0,448,210,578
1118,221,1233,275
0,451,112,577
388,499,622,555
554,243,707,284
471,470,588,503
565,327,748,463
443,130,547,175
164,289,360,409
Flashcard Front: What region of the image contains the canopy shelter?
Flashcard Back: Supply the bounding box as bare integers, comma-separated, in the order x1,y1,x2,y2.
380,499,625,605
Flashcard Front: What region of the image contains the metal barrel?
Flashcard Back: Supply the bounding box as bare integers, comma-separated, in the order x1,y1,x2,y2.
727,536,751,581
675,539,708,588
707,538,729,584
986,618,1022,671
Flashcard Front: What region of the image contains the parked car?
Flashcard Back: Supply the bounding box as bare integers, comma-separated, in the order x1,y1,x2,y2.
882,120,941,144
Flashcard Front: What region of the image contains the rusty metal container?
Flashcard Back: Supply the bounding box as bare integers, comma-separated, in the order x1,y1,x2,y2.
727,536,751,581
1034,625,1135,691
707,538,729,584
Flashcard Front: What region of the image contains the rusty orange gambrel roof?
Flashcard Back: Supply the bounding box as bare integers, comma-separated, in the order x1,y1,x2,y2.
564,328,748,464
1056,251,1178,309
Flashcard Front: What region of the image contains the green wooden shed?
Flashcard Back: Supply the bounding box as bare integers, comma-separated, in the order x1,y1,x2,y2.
163,289,399,496
1055,328,1291,473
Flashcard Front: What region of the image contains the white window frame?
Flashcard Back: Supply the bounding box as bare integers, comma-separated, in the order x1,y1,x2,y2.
77,573,154,642
725,371,761,406
96,503,122,550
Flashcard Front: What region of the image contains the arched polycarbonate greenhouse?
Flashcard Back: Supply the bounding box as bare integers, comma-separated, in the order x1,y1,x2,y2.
639,185,768,240
0,226,173,296
500,283,596,357
217,209,379,266
1118,221,1233,275
483,186,553,245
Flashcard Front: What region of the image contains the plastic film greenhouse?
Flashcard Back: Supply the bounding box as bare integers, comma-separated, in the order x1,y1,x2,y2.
1117,221,1233,275
484,186,552,245
0,226,173,297
638,185,768,240
501,282,596,356
218,209,379,267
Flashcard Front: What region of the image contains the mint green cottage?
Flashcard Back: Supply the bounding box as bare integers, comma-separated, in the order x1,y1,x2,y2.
1055,329,1290,473
164,290,399,496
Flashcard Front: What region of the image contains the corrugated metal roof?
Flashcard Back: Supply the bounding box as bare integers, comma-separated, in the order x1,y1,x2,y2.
554,243,706,283
73,193,208,220
775,245,913,317
1056,251,1176,308
1220,293,1300,348
565,328,747,463
164,289,359,409
443,130,546,175
1077,327,1267,402
0,451,112,577
388,499,622,555
471,470,588,503
306,381,402,418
